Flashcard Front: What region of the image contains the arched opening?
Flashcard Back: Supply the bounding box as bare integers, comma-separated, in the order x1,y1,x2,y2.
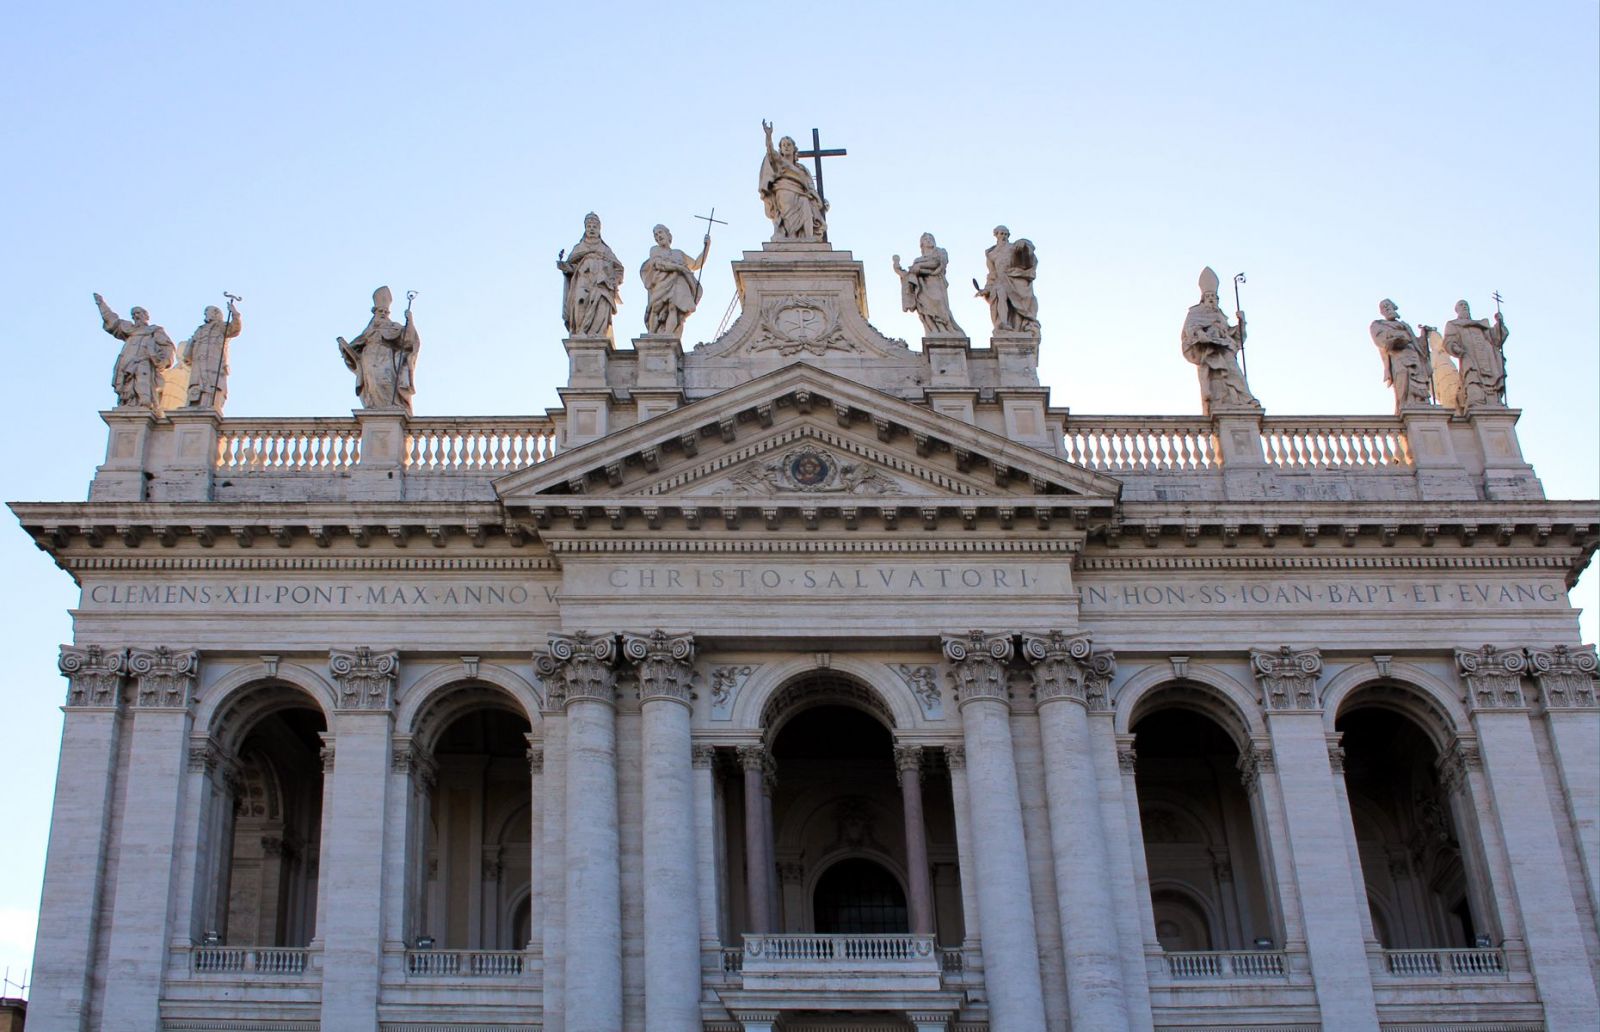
1336,704,1477,948
215,702,325,947
1132,704,1274,950
813,857,908,934
420,701,533,949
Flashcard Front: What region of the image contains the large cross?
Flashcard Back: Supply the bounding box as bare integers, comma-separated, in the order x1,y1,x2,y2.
796,127,847,206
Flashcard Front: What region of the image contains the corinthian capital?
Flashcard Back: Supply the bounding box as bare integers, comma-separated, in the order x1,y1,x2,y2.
1455,645,1528,711
941,631,1015,709
329,646,399,711
1526,644,1598,710
128,646,200,709
1251,646,1324,711
622,630,696,706
59,644,127,708
541,632,619,708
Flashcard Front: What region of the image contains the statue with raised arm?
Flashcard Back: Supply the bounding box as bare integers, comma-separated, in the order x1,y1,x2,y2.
893,233,964,337
337,285,420,412
639,224,710,339
93,293,176,411
557,212,624,341
973,226,1039,335
1369,298,1433,411
1441,299,1508,409
758,120,827,242
181,298,242,411
1181,266,1258,412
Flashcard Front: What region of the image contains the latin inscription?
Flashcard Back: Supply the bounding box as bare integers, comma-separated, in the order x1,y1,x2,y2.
81,579,560,613
1081,578,1567,613
599,564,1041,593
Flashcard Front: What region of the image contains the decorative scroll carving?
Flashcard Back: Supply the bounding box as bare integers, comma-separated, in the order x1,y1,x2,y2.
1436,737,1483,794
1527,644,1598,710
1018,630,1104,710
893,744,924,786
128,646,200,709
709,664,756,720
1455,645,1529,711
1236,743,1275,793
329,647,398,711
59,644,126,708
893,664,943,718
1251,646,1324,711
622,630,696,706
942,631,1015,708
541,632,619,708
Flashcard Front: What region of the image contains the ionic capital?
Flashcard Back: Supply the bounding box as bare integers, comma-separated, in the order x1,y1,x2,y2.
621,630,696,707
329,646,398,711
1526,644,1598,710
540,632,619,708
59,644,126,708
1251,645,1323,711
941,631,1015,709
1455,645,1529,711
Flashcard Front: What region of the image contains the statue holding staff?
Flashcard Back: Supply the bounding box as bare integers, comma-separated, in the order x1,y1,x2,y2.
93,293,176,411
338,285,420,412
557,212,624,340
1181,266,1258,412
639,224,710,339
1439,298,1508,409
182,295,242,411
1369,298,1433,411
893,233,964,337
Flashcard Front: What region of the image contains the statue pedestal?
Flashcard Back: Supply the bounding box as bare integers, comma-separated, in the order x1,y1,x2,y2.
350,407,407,502
988,332,1040,389
1399,405,1477,500
1467,407,1543,499
559,337,617,448
154,408,223,502
924,337,971,388
564,336,612,389
633,335,685,422
90,408,158,502
1211,406,1273,498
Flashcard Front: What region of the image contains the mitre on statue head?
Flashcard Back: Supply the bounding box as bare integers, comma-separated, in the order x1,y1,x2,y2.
373,285,393,311
1198,266,1220,296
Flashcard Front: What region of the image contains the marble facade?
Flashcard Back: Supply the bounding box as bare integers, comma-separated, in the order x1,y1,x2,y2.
13,223,1600,1032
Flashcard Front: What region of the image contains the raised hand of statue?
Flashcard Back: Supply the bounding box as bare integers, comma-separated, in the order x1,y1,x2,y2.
762,119,773,139
892,255,904,274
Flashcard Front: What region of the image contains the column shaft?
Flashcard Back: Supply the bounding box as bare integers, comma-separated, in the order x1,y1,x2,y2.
641,699,701,1031
1037,698,1130,1030
741,748,771,933
540,716,568,1031
896,748,935,936
692,747,723,952
944,748,981,947
564,697,623,1032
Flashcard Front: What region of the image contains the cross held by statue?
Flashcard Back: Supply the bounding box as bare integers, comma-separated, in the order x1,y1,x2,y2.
797,127,847,205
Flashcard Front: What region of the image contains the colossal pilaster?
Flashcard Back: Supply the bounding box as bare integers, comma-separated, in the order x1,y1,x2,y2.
1021,631,1131,1031
941,631,1048,1029
622,630,702,1032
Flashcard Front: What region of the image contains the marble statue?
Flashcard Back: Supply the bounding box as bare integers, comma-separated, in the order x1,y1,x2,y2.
181,299,242,411
1369,299,1433,411
94,293,176,411
892,233,964,337
974,226,1039,335
639,225,710,339
759,120,827,242
337,286,420,412
1440,300,1508,409
557,213,624,340
1425,327,1462,413
1181,267,1258,411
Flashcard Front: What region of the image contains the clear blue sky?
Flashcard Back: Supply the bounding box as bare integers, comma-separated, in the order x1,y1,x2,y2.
1,1,1595,985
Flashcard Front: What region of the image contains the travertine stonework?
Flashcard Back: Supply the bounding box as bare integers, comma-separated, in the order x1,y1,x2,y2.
14,187,1600,1032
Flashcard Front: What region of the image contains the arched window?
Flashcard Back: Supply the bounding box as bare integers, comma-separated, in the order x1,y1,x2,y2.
813,858,908,935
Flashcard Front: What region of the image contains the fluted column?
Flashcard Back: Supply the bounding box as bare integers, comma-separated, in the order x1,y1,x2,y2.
941,631,1047,1029
544,633,624,1032
1458,646,1600,1031
893,745,934,936
739,744,773,933
101,647,200,1032
624,631,702,1032
1252,646,1379,1030
319,647,397,1032
1022,631,1130,1031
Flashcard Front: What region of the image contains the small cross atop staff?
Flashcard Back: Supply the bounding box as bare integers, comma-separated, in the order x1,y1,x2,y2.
796,128,847,207
692,207,727,288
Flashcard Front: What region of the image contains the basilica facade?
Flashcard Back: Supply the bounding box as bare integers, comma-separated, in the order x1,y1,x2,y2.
13,176,1600,1032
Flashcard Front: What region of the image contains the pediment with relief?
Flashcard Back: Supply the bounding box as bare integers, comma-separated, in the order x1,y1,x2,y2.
495,365,1121,520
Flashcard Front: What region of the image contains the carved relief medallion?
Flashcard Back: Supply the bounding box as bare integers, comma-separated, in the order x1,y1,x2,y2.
751,296,854,356
728,447,901,495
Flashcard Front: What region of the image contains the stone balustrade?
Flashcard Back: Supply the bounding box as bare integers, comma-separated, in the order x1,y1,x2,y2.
190,946,313,975
217,418,363,472
1062,417,1219,471
1162,949,1288,980
1259,418,1411,469
403,417,559,472
739,933,943,993
1380,947,1506,978
404,948,528,977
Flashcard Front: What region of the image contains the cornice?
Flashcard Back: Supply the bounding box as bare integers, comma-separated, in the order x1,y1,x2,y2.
1076,553,1574,573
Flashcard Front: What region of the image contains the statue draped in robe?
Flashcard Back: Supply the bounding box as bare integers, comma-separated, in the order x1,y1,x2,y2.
94,293,176,411
893,233,964,337
1181,267,1258,413
338,286,420,412
639,225,710,339
975,226,1039,335
182,300,242,411
1369,298,1433,411
758,120,827,242
1442,300,1508,409
557,213,624,340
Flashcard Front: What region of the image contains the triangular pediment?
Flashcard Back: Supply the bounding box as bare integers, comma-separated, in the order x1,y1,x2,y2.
496,366,1122,516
